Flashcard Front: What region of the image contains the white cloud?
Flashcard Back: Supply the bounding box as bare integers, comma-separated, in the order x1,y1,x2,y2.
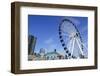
44,38,64,53
44,38,53,44
44,37,56,51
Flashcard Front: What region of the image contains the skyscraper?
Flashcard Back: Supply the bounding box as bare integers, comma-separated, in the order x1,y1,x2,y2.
28,35,37,55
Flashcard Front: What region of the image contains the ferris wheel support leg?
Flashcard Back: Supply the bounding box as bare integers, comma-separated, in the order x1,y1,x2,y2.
71,38,75,57
76,38,84,56
79,39,88,51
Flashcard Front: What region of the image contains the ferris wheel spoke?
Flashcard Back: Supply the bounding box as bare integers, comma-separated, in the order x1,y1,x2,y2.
64,37,72,48
67,38,73,51
61,33,70,38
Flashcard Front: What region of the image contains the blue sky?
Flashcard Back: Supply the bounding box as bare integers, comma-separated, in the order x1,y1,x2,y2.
28,15,88,56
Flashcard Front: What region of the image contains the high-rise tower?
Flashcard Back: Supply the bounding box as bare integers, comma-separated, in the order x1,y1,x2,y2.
28,35,37,55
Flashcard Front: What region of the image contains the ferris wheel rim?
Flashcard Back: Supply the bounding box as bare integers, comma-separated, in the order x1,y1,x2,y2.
58,18,85,59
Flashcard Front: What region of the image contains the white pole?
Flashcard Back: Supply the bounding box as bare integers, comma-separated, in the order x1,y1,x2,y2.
76,38,84,55
71,38,75,57
78,38,87,51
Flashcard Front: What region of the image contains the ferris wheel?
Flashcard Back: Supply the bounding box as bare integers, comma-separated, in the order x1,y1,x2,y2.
59,19,87,59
